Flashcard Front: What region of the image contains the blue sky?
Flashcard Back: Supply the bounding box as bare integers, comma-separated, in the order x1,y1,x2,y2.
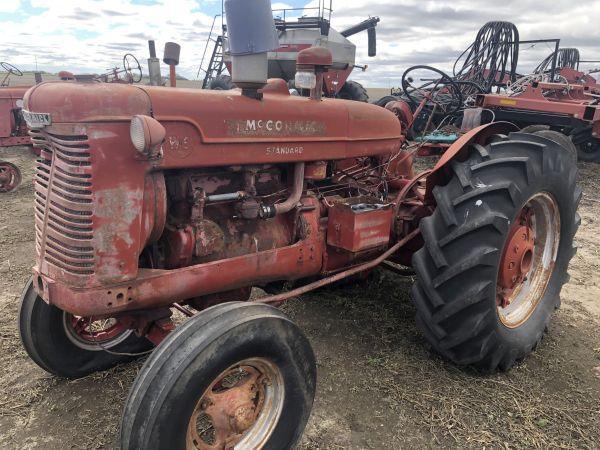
1,0,599,87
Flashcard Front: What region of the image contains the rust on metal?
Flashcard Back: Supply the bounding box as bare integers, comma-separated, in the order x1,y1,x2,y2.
326,197,393,252
21,50,482,343
497,207,535,308
497,193,561,328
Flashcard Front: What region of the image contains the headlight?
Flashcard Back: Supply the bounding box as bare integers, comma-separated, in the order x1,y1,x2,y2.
130,116,147,152
130,115,166,158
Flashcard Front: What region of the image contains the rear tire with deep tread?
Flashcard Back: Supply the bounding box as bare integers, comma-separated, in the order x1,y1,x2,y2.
571,126,600,162
412,131,579,371
337,80,369,102
209,74,234,90
121,302,316,450
373,95,398,107
520,124,550,134
529,129,578,162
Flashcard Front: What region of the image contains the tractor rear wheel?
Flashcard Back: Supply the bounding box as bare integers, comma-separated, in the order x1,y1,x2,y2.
18,277,153,378
412,131,580,371
520,124,550,134
521,128,578,162
121,302,315,450
337,80,369,102
209,74,234,90
571,126,600,162
373,95,398,107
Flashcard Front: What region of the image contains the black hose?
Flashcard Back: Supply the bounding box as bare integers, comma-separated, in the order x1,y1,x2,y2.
453,21,519,93
534,48,580,74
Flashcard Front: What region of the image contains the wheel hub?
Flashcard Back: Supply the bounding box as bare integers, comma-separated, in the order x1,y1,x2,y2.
496,193,560,328
497,208,535,308
63,314,132,350
187,359,284,450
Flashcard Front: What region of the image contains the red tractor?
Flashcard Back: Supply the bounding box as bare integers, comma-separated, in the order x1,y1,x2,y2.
0,62,31,148
0,62,31,192
19,2,579,448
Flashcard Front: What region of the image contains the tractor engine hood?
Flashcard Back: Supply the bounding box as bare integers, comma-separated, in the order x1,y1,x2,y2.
23,80,402,167
23,82,152,123
141,82,401,144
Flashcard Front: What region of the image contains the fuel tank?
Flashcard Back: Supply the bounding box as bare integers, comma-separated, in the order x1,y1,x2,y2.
24,80,402,168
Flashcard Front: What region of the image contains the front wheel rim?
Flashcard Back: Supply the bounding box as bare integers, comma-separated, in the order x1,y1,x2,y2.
186,358,285,450
63,314,132,351
496,192,561,328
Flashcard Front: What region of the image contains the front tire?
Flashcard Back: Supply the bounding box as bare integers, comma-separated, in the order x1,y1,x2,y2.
412,132,580,371
18,277,153,378
121,302,316,450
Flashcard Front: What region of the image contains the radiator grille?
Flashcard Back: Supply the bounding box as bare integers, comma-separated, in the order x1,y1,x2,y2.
32,130,95,276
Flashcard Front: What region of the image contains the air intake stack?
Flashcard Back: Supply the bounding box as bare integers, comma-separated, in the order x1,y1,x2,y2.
224,0,278,99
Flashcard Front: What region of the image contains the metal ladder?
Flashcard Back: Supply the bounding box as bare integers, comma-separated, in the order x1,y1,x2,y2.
197,15,226,89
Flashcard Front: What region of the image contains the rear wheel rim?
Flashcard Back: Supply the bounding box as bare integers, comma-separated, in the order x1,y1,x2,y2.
63,314,132,351
186,358,285,450
497,192,560,328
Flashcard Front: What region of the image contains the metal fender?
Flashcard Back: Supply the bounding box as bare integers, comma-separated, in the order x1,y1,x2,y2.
425,121,519,203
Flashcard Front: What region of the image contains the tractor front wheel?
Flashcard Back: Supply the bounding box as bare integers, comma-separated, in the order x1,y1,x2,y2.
412,131,580,371
121,302,316,450
18,277,153,378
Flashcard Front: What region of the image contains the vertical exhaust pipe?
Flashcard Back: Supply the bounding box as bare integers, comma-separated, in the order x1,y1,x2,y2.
224,0,278,99
147,40,162,86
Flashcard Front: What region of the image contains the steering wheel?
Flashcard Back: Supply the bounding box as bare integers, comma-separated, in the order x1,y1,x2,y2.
1,62,23,77
454,80,485,106
401,65,463,115
122,54,142,83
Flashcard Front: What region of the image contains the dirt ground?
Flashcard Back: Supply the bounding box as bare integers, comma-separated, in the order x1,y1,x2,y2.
0,146,598,449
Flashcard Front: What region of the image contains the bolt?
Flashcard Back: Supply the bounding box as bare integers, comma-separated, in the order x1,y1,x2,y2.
509,262,515,269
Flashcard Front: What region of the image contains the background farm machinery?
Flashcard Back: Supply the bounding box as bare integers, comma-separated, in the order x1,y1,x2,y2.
0,54,144,193
198,0,379,101
377,23,600,162
0,62,33,193
0,62,32,148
